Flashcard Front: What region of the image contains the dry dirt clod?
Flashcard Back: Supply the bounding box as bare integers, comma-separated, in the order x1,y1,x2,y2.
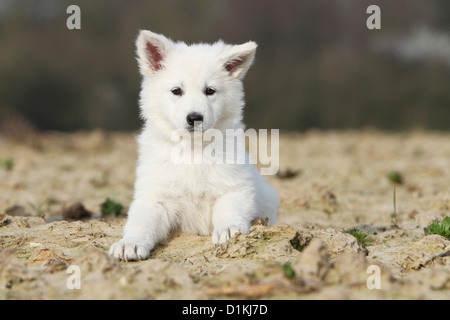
393,249,434,271
5,205,29,216
293,238,330,281
206,282,274,298
251,216,269,226
61,202,93,221
310,228,368,257
276,168,301,179
27,247,71,266
289,229,313,252
0,213,9,226
414,211,443,229
412,235,450,254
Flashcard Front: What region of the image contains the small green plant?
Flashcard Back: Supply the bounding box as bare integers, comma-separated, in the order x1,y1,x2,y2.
0,158,13,170
387,171,403,185
281,262,296,280
101,198,123,217
425,217,450,240
390,186,399,227
346,229,373,247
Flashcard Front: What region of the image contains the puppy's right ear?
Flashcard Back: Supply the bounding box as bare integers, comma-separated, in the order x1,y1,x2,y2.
136,30,173,75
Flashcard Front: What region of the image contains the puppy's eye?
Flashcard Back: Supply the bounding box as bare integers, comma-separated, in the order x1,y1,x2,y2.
205,86,216,96
171,87,183,96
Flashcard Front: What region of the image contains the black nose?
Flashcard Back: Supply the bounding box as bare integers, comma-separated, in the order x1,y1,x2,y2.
186,112,203,126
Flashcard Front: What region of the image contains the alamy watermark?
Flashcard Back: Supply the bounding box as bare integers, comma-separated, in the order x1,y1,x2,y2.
170,126,279,175
67,5,381,31
66,265,81,290
367,5,381,30
366,265,381,290
66,5,81,30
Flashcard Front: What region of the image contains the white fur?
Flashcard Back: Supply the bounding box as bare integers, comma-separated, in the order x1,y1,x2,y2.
109,30,279,260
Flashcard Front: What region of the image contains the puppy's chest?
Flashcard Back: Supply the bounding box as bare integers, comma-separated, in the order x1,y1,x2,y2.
166,163,228,199
164,165,223,235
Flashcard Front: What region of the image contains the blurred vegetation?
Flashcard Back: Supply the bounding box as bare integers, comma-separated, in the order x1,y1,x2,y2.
100,197,124,217
345,228,374,247
0,0,449,132
425,216,450,240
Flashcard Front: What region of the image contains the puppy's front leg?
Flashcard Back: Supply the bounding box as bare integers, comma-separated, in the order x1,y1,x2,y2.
109,199,173,261
211,191,255,245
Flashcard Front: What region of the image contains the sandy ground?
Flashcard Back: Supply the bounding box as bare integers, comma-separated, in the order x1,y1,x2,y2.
0,129,449,299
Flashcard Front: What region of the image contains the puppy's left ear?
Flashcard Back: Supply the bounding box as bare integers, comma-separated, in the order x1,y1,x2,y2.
222,41,257,79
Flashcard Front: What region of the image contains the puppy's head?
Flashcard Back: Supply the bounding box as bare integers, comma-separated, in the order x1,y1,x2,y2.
136,30,257,134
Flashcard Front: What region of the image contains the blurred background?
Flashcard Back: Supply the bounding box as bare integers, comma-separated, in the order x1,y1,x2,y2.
0,0,449,133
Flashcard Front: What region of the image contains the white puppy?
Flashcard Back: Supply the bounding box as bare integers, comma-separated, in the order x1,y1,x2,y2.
109,30,279,260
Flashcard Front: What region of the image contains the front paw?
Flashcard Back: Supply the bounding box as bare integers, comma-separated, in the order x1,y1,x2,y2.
109,238,152,261
212,224,249,245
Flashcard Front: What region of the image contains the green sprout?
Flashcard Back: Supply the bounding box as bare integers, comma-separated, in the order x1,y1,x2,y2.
101,198,124,217
390,186,399,228
387,171,404,185
345,229,373,247
0,158,13,170
281,262,296,280
425,217,450,240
